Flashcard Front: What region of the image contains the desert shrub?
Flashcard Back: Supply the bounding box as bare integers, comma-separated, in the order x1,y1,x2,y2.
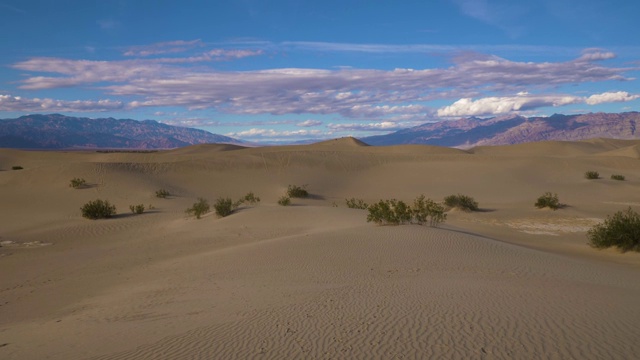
444,194,479,212
611,174,625,181
367,198,442,226
11,166,23,170
585,171,600,179
186,198,210,219
155,188,170,198
214,197,234,217
345,198,368,209
129,204,145,214
277,196,291,206
588,207,640,252
69,177,87,189
413,195,447,227
535,192,560,210
287,184,309,198
241,192,261,204
81,199,116,219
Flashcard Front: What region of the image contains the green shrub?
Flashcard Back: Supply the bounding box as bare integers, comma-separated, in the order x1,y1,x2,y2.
129,204,145,214
287,184,309,198
234,192,261,207
588,207,640,252
155,189,170,198
535,192,560,210
585,171,600,179
11,166,23,170
367,196,445,227
186,198,210,219
443,194,479,212
278,196,291,206
214,197,234,217
69,177,87,189
345,198,368,209
611,174,625,181
81,199,116,219
413,195,447,227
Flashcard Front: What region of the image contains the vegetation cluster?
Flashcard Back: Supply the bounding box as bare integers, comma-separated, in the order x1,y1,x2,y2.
81,199,116,219
588,207,640,252
444,194,479,212
367,195,446,227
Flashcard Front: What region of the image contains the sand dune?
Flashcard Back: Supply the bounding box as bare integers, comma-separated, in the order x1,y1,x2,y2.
2,138,640,359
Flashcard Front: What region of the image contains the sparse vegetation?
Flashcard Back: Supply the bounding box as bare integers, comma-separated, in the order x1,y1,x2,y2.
278,196,291,206
11,166,23,170
129,204,145,214
535,192,561,210
214,197,234,217
81,199,116,219
413,195,447,227
234,191,261,208
155,188,170,198
367,195,446,227
186,198,210,219
69,177,87,189
444,194,479,212
345,198,368,209
585,171,600,179
611,174,625,181
287,184,309,198
588,207,640,252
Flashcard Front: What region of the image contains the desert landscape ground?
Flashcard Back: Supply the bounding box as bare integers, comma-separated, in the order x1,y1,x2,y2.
1,137,640,359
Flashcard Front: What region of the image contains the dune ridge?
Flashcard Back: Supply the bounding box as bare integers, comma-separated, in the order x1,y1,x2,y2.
2,138,640,359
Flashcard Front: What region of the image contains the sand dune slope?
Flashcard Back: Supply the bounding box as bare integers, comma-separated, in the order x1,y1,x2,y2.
2,139,640,359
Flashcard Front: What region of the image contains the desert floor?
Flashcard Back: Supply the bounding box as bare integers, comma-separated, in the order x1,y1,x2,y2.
1,137,640,359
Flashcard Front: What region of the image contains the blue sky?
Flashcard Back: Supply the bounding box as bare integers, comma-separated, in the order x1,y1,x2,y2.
1,0,639,143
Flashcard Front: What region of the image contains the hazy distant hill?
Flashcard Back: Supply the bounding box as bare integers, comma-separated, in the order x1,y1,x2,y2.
0,114,242,149
362,112,640,148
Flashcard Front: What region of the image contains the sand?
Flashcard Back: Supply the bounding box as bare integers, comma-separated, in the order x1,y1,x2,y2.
1,138,640,359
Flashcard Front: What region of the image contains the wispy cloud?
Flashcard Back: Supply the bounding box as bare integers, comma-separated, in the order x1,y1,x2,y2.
9,48,635,119
225,128,328,140
449,0,528,38
0,94,124,112
124,40,205,57
296,120,323,127
585,91,640,105
0,2,26,14
328,122,406,132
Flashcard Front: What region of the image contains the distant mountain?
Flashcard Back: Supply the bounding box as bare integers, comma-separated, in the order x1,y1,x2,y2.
362,112,640,148
0,114,242,149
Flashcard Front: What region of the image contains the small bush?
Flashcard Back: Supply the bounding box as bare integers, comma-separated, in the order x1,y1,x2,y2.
287,184,309,198
214,197,234,217
588,207,640,252
69,177,87,189
535,192,560,210
234,191,261,208
129,204,145,214
81,199,116,219
186,198,210,219
155,189,170,198
585,171,600,179
345,198,368,209
12,166,23,170
413,195,447,227
278,196,291,206
444,194,479,212
611,174,625,181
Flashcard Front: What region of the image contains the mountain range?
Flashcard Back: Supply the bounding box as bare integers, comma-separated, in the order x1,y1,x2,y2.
0,114,241,149
362,112,640,148
1,112,640,149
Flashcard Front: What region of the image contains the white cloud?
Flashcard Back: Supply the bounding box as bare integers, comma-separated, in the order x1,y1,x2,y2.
438,90,640,117
226,128,325,139
437,94,582,117
296,120,323,127
0,94,124,112
124,40,204,57
585,91,640,105
328,122,405,131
